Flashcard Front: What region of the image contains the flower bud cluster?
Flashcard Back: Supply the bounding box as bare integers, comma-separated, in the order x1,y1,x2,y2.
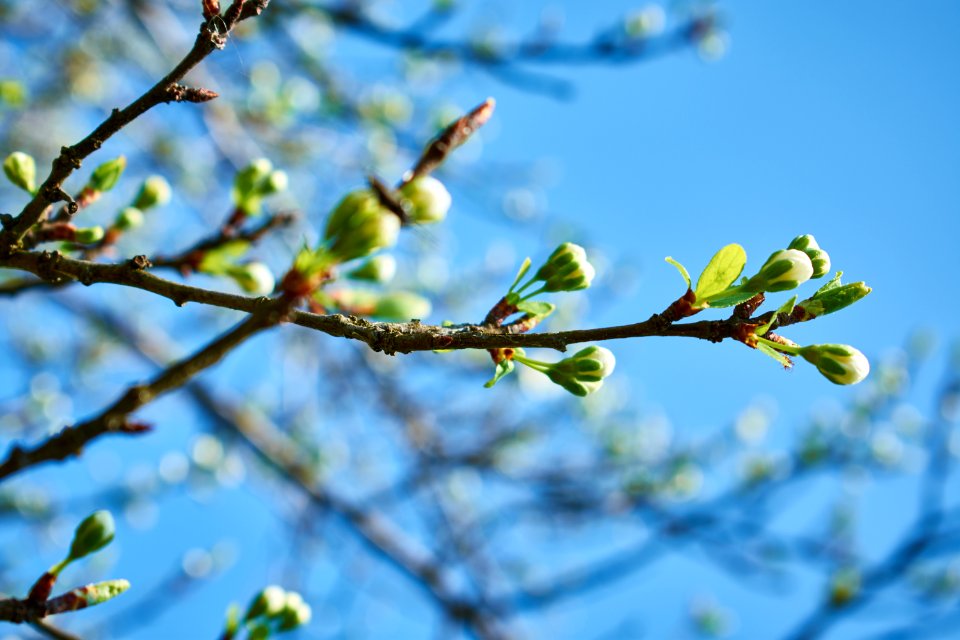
508,242,596,304
232,158,288,216
242,586,312,637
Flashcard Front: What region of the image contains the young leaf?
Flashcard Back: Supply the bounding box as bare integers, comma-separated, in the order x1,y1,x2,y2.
698,290,756,308
508,257,532,293
664,256,691,290
756,295,797,336
484,359,515,388
694,244,746,301
756,341,793,368
515,300,556,319
813,271,843,296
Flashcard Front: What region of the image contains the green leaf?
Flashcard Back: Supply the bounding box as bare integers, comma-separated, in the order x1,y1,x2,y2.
508,257,533,293
756,295,797,336
694,244,746,301
515,300,556,319
756,341,793,368
664,257,691,289
813,271,843,297
699,290,756,308
484,359,515,388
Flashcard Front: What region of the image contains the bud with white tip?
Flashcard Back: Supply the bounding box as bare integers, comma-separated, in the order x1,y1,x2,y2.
227,262,276,296
788,234,831,278
245,585,286,621
398,176,451,224
745,249,814,293
799,344,870,385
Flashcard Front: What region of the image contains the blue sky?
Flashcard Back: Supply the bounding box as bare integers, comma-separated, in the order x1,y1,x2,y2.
2,1,959,638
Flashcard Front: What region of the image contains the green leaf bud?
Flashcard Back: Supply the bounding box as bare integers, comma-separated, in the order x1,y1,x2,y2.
533,242,596,292
788,234,830,278
323,189,400,262
398,176,451,224
245,585,286,621
745,249,813,293
276,591,312,631
114,207,144,231
45,579,130,615
544,346,616,396
74,226,105,244
132,176,172,210
227,262,276,296
373,291,431,320
799,344,870,385
801,281,871,317
87,156,126,192
347,254,397,283
67,510,115,565
3,151,36,193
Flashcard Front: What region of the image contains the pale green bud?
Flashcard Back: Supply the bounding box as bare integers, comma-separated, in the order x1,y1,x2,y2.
228,262,276,296
546,346,616,396
132,176,171,210
398,176,451,224
87,156,126,192
245,585,286,621
373,291,431,320
114,207,144,231
3,151,36,193
801,281,871,317
324,189,400,262
745,249,813,293
533,242,596,292
347,254,397,283
67,510,115,566
74,226,105,244
799,344,870,385
788,234,830,278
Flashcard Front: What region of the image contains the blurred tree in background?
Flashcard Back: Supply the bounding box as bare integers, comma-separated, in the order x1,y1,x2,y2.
1,1,959,639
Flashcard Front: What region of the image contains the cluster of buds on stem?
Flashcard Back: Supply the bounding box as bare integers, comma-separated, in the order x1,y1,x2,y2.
232,158,288,217
223,585,311,639
482,243,609,395
102,174,172,245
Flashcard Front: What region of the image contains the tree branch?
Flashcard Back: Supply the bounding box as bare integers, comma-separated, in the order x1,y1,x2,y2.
0,0,268,250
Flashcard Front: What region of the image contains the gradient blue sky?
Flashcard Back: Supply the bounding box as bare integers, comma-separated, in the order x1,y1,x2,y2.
3,1,959,638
